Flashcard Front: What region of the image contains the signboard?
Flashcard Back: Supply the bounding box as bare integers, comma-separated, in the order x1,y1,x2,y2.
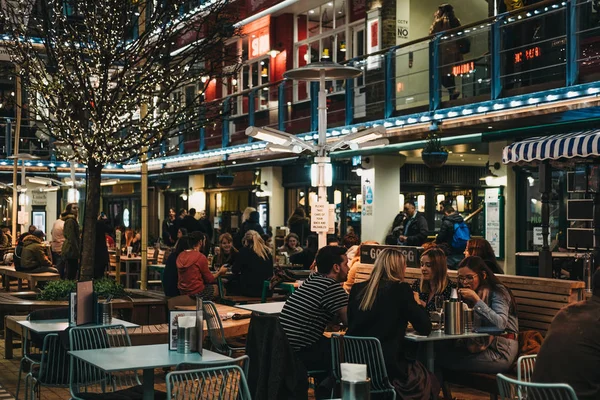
328,204,336,235
362,181,374,217
396,0,410,44
32,191,47,206
18,211,29,225
242,16,271,60
360,244,423,268
366,11,381,70
485,188,502,257
310,202,329,233
533,227,552,246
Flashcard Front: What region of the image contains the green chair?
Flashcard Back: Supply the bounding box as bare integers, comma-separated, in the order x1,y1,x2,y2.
25,333,70,400
203,301,245,356
68,324,146,399
517,354,537,382
330,334,396,399
261,280,295,303
496,373,578,400
175,355,250,377
166,365,251,400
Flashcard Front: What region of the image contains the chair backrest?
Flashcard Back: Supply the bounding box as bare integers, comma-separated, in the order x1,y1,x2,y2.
37,333,70,387
497,373,579,400
330,334,395,395
157,249,167,264
167,365,251,400
203,301,230,356
175,355,250,377
517,354,537,382
68,324,140,397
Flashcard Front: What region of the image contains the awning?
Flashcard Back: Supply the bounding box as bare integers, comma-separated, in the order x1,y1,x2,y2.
502,129,600,164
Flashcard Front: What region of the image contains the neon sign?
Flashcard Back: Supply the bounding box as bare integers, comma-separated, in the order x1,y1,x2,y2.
514,46,542,64
452,61,474,76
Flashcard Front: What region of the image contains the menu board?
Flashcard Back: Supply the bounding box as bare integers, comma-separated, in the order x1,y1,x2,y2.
485,188,502,257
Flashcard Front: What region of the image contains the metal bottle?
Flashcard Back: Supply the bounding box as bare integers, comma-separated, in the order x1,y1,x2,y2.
196,297,203,355
444,288,465,335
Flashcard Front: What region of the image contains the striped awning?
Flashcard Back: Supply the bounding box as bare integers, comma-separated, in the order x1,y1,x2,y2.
502,129,600,164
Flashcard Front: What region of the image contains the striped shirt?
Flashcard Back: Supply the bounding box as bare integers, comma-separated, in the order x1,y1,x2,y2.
279,273,348,351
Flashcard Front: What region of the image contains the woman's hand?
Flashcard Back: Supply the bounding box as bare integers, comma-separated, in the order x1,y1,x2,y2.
458,288,480,304
217,266,228,276
413,291,426,307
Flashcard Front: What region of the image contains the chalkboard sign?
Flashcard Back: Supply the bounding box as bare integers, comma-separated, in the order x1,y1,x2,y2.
360,244,423,268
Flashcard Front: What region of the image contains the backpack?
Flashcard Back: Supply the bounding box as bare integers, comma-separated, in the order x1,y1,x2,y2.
13,241,23,269
451,222,470,251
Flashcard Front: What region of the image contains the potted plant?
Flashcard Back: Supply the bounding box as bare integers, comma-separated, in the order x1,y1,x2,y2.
216,164,235,186
38,278,127,301
421,133,448,168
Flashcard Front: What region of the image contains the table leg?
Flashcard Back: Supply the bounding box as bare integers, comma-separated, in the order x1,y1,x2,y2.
424,342,435,372
142,368,155,400
4,323,13,359
126,262,131,289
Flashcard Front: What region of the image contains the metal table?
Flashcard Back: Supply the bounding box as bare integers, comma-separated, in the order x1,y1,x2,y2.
69,343,232,400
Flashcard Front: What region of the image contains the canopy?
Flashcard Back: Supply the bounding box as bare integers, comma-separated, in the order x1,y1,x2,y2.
502,129,600,164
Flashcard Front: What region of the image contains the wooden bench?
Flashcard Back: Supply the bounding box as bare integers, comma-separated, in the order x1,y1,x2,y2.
355,264,586,399
0,266,60,291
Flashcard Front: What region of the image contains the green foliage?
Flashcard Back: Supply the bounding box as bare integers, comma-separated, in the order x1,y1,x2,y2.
422,133,447,153
38,278,126,301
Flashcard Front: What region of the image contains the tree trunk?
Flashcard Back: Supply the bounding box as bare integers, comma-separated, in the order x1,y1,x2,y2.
80,161,102,281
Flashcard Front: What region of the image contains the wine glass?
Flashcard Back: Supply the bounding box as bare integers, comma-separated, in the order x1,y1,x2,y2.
434,295,445,330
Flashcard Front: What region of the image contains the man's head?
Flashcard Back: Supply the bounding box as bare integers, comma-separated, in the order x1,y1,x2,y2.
178,208,187,218
315,246,349,282
188,208,197,217
443,205,456,216
189,231,206,251
169,208,176,219
28,225,37,234
403,201,416,218
593,268,600,297
32,230,45,240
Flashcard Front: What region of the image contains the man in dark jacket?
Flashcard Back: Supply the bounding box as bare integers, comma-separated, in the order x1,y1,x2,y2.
162,208,177,247
532,269,600,400
436,205,467,268
399,201,429,246
180,208,201,233
19,230,58,273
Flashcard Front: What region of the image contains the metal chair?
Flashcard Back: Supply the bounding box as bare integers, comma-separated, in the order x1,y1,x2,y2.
16,307,69,400
25,333,70,400
203,301,245,356
497,373,578,400
175,355,250,377
166,365,251,400
68,324,143,399
517,354,537,382
330,334,396,399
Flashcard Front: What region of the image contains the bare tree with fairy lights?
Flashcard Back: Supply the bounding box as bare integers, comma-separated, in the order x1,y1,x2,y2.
0,0,241,280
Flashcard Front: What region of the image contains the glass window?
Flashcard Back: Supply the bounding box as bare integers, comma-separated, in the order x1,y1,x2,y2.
321,3,333,34
308,7,320,38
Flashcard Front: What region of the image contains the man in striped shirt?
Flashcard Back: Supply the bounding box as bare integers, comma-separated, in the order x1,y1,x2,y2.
279,246,349,374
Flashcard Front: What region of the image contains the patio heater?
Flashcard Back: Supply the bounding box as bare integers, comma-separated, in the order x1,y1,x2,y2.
247,60,389,248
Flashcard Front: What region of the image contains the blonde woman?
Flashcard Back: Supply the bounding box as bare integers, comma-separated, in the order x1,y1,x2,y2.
232,230,273,297
411,247,457,312
347,248,439,399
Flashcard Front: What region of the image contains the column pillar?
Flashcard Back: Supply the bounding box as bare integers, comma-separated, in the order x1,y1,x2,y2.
360,155,403,243
260,166,284,230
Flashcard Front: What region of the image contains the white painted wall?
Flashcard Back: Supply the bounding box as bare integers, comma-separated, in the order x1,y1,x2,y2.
188,174,206,213
22,183,59,239
260,166,284,229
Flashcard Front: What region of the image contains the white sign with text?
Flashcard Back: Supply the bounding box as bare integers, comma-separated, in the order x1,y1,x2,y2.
311,202,329,233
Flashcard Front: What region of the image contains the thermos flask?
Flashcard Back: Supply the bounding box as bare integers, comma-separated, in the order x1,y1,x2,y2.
444,288,465,335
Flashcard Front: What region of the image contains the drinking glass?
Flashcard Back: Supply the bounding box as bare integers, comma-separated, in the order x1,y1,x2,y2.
434,295,445,330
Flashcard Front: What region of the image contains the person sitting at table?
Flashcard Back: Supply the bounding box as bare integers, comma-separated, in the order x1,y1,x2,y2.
463,238,503,274
411,247,457,312
347,248,438,399
437,256,519,374
19,230,58,274
277,233,303,257
531,268,600,400
177,227,187,240
289,234,318,269
212,233,238,270
162,237,188,297
279,245,349,382
176,235,228,299
231,230,274,297
130,231,142,255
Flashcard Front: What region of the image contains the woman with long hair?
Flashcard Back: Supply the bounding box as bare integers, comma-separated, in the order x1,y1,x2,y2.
212,233,238,269
232,230,274,297
438,256,519,373
429,4,463,100
347,248,439,399
411,247,457,311
464,238,504,274
277,233,302,256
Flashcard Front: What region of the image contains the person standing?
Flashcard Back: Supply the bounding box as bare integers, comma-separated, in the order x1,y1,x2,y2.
399,201,429,246
162,208,177,247
61,203,80,280
436,204,469,268
287,207,311,245
197,210,213,243
181,208,201,233
50,214,66,278
532,269,600,400
429,4,463,100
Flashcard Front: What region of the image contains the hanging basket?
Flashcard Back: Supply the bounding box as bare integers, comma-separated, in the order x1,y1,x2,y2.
422,151,448,168
216,174,235,186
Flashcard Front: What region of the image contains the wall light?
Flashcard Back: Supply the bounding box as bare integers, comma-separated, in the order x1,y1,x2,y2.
18,193,29,206
456,195,465,212
67,188,79,203
417,195,426,212
437,194,446,207
311,163,333,187
180,192,188,201
334,189,342,205
399,194,405,210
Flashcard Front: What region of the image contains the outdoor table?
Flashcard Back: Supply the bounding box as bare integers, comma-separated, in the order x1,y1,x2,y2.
17,317,139,334
235,301,285,315
173,303,251,337
120,256,142,288
404,330,489,372
69,343,231,400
